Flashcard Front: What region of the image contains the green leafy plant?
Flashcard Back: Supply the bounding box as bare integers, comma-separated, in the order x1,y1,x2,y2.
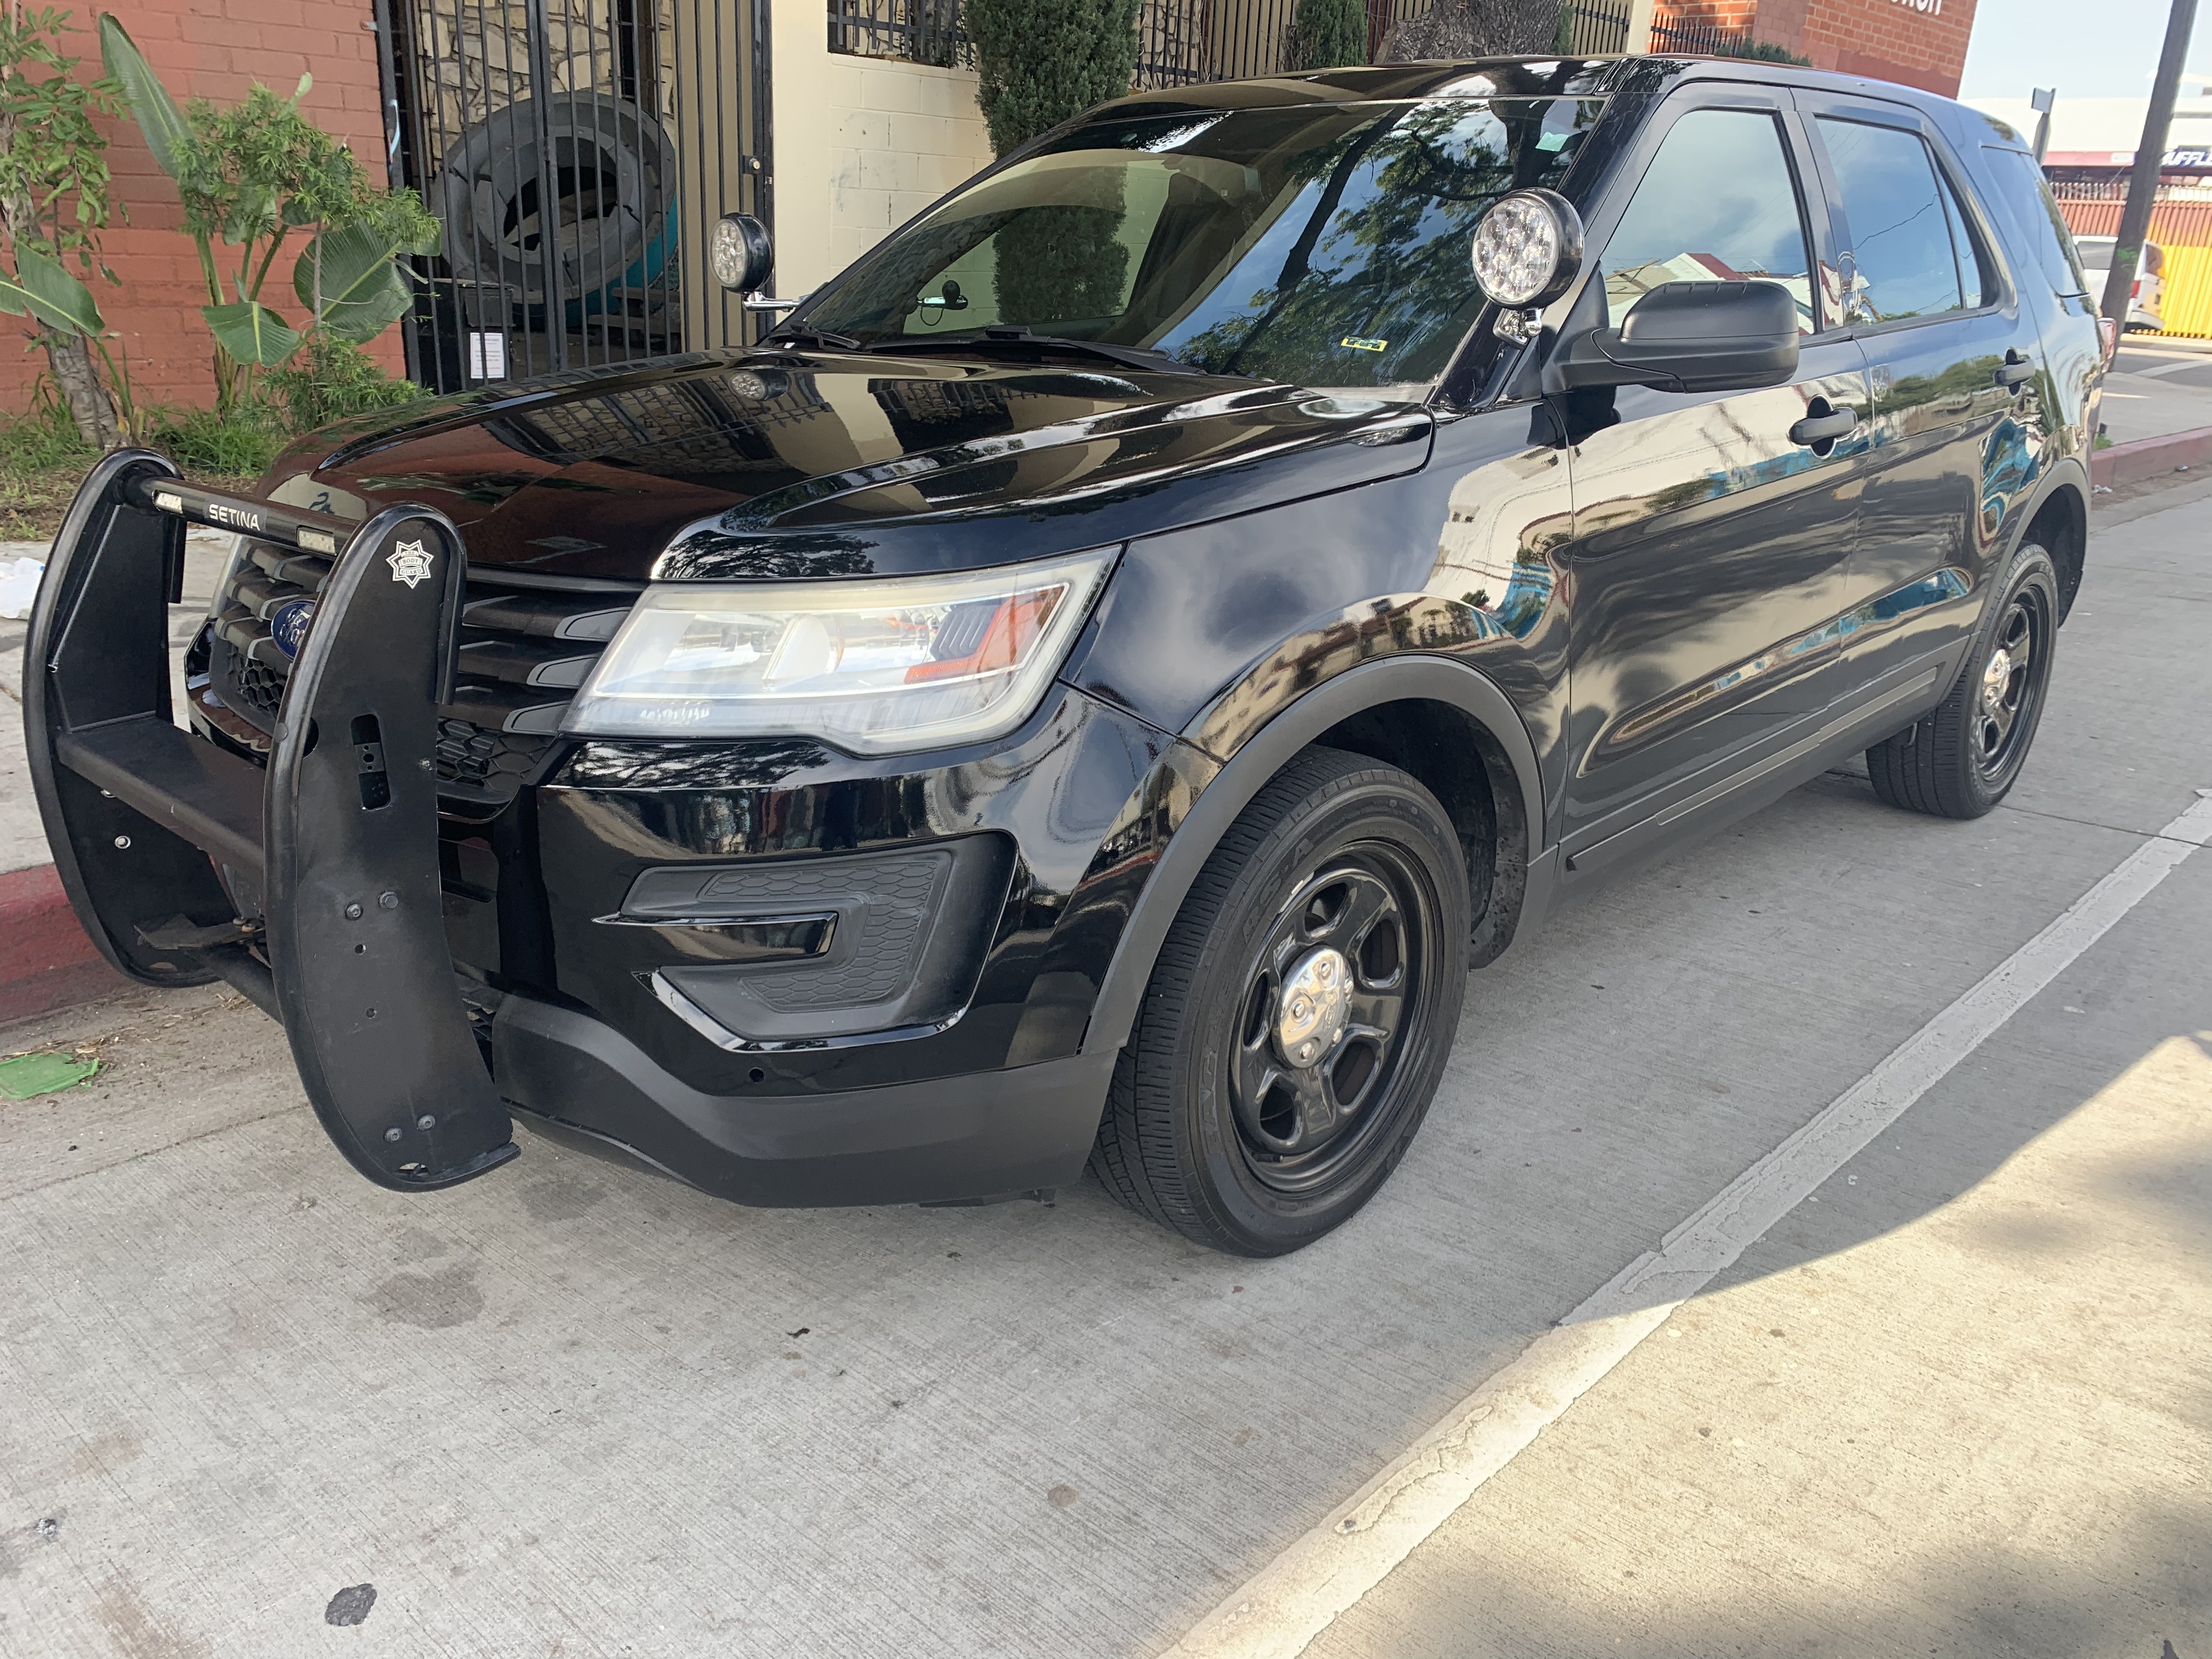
965,0,1140,156
1289,0,1369,70
0,379,93,536
0,237,141,444
0,378,89,471
98,14,438,416
143,402,285,476
263,331,422,434
0,6,129,447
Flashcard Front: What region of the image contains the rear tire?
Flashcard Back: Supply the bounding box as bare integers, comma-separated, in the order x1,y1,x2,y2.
1090,747,1470,1256
1866,541,2058,821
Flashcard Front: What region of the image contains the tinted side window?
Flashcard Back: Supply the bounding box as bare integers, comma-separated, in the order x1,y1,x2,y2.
1982,146,2091,297
1599,108,1818,334
1818,117,1961,323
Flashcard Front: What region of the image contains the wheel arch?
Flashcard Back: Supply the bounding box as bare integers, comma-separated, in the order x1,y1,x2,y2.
2014,456,2089,622
1080,656,1545,1059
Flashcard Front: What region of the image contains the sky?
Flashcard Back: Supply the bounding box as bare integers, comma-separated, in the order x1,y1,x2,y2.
1959,0,2210,100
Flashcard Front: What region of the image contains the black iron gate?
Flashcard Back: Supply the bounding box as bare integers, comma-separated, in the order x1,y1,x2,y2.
372,0,772,391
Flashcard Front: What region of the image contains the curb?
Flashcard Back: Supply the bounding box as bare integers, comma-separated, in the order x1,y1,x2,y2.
2092,423,2212,489
0,864,129,1029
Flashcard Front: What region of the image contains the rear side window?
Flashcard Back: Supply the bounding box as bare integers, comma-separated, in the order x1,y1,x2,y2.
1599,108,1819,333
1818,117,1967,323
1982,146,2091,297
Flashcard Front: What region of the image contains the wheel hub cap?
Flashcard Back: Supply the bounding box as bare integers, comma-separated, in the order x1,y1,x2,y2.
1981,647,2013,711
1276,946,1350,1067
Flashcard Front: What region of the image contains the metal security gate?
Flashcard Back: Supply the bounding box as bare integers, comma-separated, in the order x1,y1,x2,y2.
832,1,1631,93
371,0,772,391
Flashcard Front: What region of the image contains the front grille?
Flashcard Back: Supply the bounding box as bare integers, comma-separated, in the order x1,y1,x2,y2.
232,657,287,716
435,718,553,793
201,535,637,815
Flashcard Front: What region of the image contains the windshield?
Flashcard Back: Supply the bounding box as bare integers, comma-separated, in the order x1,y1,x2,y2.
794,90,1604,393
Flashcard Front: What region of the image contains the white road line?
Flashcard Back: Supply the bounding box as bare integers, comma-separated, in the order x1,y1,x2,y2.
1166,788,2212,1659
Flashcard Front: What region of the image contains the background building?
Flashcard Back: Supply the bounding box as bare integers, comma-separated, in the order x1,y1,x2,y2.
1647,0,1980,97
1968,89,2212,338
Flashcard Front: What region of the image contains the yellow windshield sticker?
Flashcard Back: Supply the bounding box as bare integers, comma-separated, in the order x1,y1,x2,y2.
1340,335,1388,352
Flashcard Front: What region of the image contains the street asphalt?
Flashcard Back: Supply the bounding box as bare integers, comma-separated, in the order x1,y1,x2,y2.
1,475,2207,1658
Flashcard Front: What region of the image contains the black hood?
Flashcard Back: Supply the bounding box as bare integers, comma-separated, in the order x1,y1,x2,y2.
261,351,1433,583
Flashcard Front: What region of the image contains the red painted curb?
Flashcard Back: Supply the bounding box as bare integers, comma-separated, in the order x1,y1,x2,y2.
0,864,130,1029
2092,424,2212,489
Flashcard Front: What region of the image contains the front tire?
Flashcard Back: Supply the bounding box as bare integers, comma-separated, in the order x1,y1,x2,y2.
1090,747,1470,1256
1866,541,2058,820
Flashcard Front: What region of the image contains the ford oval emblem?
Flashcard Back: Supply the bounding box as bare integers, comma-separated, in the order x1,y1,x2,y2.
268,597,318,659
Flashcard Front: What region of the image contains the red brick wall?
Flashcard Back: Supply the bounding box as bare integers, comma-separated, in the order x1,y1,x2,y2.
1658,1,1763,30
1,0,400,420
1653,0,1978,98
1798,0,1977,97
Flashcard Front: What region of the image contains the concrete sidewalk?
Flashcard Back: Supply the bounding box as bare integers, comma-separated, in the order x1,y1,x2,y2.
1306,840,2212,1659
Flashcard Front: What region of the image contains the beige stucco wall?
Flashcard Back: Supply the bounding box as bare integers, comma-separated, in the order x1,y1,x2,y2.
769,2,996,303
770,0,838,300
827,58,997,274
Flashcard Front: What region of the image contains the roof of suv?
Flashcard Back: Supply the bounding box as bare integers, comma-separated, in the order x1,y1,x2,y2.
1093,55,2032,153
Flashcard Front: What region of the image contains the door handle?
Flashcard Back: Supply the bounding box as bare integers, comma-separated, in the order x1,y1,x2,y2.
1995,351,2035,390
1788,406,1859,447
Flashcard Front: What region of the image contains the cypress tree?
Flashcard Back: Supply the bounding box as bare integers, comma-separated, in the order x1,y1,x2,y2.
1290,0,1370,71
966,0,1142,328
966,0,1141,156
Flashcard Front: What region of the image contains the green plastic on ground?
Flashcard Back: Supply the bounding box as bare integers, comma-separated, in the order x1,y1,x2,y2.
0,1053,99,1101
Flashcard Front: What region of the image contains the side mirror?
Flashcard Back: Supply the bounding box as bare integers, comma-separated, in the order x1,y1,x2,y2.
710,212,774,294
1546,280,1801,395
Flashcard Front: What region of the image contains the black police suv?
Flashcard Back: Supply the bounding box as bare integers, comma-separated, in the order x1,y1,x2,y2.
27,57,2104,1255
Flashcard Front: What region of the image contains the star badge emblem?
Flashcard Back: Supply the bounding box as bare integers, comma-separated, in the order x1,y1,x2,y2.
387,539,435,589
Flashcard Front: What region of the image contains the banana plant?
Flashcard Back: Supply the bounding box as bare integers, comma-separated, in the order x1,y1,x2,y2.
0,241,142,438
97,14,438,410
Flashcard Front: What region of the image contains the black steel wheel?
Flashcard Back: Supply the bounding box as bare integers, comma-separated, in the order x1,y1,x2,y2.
1970,588,2044,782
1867,540,2058,820
1228,851,1423,1194
1091,747,1469,1256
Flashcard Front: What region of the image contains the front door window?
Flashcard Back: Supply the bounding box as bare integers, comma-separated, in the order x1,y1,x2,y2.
1598,108,1820,334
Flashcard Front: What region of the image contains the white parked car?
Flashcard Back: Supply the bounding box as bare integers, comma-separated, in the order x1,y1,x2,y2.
2074,235,2165,331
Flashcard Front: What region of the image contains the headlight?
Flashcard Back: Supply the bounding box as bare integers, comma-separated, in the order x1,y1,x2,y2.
562,549,1114,753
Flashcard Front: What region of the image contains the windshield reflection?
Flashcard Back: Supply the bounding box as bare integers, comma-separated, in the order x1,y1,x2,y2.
799,85,1604,392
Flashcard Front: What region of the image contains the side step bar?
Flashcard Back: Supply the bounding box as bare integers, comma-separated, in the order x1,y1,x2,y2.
21,449,517,1192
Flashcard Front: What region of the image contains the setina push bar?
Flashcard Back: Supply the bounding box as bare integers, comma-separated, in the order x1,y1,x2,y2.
22,449,518,1190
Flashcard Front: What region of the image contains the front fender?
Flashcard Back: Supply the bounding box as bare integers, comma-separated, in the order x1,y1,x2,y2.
1079,654,1548,1059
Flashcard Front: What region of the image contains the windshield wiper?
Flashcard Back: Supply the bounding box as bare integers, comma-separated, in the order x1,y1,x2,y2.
765,324,863,351
865,325,1198,375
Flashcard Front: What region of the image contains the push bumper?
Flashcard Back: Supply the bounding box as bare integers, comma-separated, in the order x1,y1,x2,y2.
23,454,1115,1206
25,452,517,1189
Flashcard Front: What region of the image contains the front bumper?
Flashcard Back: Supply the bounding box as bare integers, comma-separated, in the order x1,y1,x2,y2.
25,456,1176,1206
494,994,1113,1205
